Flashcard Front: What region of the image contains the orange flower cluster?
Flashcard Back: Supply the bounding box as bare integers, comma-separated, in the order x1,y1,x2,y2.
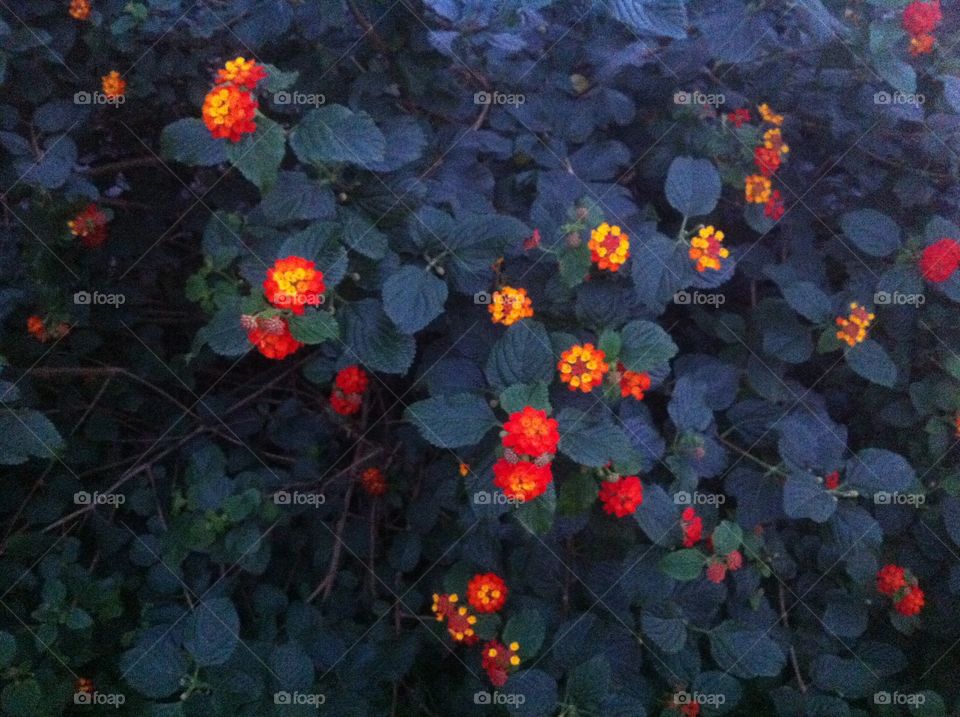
618,363,651,400
488,286,533,326
598,475,643,518
557,343,609,392
263,256,325,315
493,405,556,503
101,71,126,100
360,467,387,496
330,365,369,415
202,57,267,142
68,204,109,248
742,104,788,220
588,222,630,272
835,302,875,347
27,316,70,343
903,0,941,56
877,564,925,616
467,572,508,613
431,593,478,644
481,640,521,687
688,225,730,273
69,0,91,20
242,315,302,360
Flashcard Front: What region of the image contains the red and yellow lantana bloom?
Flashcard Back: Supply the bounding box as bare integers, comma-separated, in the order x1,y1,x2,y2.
68,204,109,248
467,572,508,613
245,317,303,360
689,225,730,273
263,256,325,314
215,57,268,90
493,458,553,502
202,84,258,142
489,286,533,326
101,71,126,100
835,302,875,347
557,343,609,392
502,406,559,457
588,222,630,272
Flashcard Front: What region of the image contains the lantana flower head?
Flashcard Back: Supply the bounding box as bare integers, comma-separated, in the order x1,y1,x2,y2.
758,103,784,126
492,458,553,502
706,561,727,583
215,57,268,90
903,0,942,37
895,586,925,615
681,507,703,547
764,190,785,221
202,84,258,142
835,302,875,347
68,204,109,248
489,286,533,326
588,222,630,272
876,564,925,616
727,108,751,127
919,238,960,283
69,0,91,20
910,33,936,55
618,363,651,400
330,365,368,416
763,128,789,155
689,226,730,273
101,71,126,100
876,564,907,595
598,475,644,517
754,146,781,177
557,343,609,392
245,316,302,359
27,316,70,343
824,471,841,490
360,467,387,496
481,640,520,687
264,256,325,314
745,174,773,204
467,572,508,613
502,406,559,457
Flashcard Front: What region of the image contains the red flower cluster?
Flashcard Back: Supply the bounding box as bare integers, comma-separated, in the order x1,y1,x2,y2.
727,108,751,127
599,475,644,518
481,640,521,687
681,507,703,547
27,315,70,343
202,56,267,142
903,0,942,55
706,550,744,583
919,238,960,283
431,593,478,644
740,104,789,221
263,256,325,314
494,405,556,502
824,470,841,490
242,315,302,360
330,365,369,416
876,564,925,616
68,204,109,248
618,362,651,400
360,467,386,496
467,572,508,613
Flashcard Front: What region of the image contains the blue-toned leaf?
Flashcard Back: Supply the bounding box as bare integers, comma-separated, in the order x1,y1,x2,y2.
382,265,448,334
665,156,721,216
404,393,497,448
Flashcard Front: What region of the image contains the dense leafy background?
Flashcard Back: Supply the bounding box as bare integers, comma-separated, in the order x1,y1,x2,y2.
2,0,960,715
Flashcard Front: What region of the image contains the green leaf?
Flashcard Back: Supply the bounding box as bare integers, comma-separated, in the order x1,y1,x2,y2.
499,382,551,414
225,116,286,192
559,244,591,288
557,472,598,516
641,612,687,653
382,265,448,334
1,680,40,717
840,209,902,257
404,393,497,448
515,482,557,535
338,207,388,259
160,118,227,166
183,598,240,666
620,319,678,372
260,63,299,93
711,521,743,555
121,635,188,698
269,644,314,691
845,339,897,387
565,656,611,712
289,104,386,168
710,620,786,679
288,311,339,345
608,0,688,39
598,328,622,362
198,299,249,358
874,53,916,94
486,320,555,389
660,549,705,581
341,299,416,375
0,632,16,667
0,409,64,464
665,156,721,216
502,608,546,657
783,472,837,522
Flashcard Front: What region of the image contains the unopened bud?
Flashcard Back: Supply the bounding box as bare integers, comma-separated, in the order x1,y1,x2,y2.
240,314,258,331
565,232,581,248
261,316,284,335
503,447,519,464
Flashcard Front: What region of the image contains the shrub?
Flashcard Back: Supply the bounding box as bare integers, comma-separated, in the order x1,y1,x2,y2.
2,0,960,715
